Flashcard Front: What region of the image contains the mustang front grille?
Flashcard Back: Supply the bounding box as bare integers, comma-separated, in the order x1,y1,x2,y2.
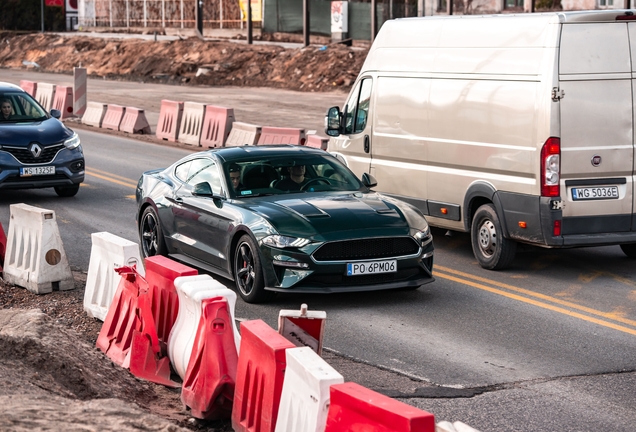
2,143,65,164
312,237,420,262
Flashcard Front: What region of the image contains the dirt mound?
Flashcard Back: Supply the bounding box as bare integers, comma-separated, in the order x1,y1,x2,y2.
0,32,367,92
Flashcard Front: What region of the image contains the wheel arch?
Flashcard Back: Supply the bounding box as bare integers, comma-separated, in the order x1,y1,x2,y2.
228,228,258,279
463,181,510,238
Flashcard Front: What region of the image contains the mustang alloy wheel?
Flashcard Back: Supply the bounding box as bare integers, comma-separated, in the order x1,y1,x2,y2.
234,234,273,303
139,206,167,258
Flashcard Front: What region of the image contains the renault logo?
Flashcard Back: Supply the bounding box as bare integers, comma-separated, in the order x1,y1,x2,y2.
29,143,42,158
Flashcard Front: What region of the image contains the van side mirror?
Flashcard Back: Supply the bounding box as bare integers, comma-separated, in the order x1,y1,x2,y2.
325,106,342,137
50,109,62,119
361,173,377,188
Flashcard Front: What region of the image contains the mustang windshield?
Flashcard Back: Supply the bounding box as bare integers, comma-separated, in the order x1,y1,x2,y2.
0,92,48,123
225,154,363,197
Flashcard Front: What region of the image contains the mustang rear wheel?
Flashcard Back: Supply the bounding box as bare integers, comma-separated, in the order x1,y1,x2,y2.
139,206,167,258
471,203,516,270
54,184,80,197
234,234,273,303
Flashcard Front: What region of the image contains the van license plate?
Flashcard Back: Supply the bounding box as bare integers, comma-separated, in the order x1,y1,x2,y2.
347,260,397,276
20,166,55,177
571,186,619,201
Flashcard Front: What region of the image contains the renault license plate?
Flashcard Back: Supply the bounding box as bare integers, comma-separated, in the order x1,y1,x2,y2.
20,166,55,177
571,186,619,201
347,260,396,276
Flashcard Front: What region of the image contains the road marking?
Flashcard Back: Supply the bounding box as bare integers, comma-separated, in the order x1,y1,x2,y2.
434,266,636,336
86,168,137,189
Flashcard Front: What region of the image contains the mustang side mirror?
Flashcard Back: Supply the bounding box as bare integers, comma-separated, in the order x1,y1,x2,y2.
193,182,226,200
50,109,62,119
361,173,377,188
325,106,342,137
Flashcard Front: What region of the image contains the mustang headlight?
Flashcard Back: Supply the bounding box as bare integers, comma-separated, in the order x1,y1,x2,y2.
64,132,81,150
411,225,432,245
262,235,310,248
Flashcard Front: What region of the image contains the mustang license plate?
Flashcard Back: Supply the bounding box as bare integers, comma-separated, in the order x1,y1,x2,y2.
347,260,397,276
20,166,55,177
571,186,619,201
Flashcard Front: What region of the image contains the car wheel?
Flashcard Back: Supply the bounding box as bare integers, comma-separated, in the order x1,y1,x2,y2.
471,203,516,270
233,234,274,303
139,206,167,258
620,243,636,258
54,184,80,197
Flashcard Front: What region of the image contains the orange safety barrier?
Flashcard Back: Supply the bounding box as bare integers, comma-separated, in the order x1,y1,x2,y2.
325,382,436,432
181,297,238,420
0,221,6,272
101,104,126,131
156,100,184,142
257,127,306,145
19,80,37,97
52,86,74,119
120,107,151,134
232,319,295,432
305,134,329,150
201,105,235,148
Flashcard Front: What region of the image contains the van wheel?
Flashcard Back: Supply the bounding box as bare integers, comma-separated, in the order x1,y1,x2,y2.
471,204,516,270
620,244,636,258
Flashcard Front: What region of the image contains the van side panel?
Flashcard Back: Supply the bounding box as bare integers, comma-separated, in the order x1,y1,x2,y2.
559,23,634,234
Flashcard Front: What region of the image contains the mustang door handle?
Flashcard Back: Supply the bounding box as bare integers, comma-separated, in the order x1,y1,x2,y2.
364,135,370,153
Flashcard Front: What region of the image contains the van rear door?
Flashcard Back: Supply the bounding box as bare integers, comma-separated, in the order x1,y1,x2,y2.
558,22,634,237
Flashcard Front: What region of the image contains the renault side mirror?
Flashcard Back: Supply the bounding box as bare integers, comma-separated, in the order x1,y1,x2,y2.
361,173,377,188
50,109,62,119
325,106,342,137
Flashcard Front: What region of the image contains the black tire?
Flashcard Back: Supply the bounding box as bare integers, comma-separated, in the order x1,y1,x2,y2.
620,243,636,258
471,204,516,270
139,206,167,258
54,184,80,197
233,234,274,303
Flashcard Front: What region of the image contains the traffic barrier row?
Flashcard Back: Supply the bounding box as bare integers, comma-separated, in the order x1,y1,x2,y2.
2,203,74,294
35,82,56,111
20,79,86,120
82,102,151,134
82,102,108,127
19,80,37,97
52,85,74,119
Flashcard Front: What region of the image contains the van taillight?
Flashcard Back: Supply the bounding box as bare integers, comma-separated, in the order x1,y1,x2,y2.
541,137,560,197
553,220,561,236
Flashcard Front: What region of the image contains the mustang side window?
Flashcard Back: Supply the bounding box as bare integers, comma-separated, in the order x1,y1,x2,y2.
343,78,372,135
186,158,222,194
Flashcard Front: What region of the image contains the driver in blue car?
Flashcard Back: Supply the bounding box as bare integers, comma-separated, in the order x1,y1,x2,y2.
0,99,13,121
276,164,307,191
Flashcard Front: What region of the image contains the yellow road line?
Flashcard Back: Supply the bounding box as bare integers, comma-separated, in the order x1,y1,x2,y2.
86,169,137,189
434,270,636,336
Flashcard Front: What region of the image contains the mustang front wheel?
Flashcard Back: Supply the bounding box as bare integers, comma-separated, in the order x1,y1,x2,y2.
234,234,273,303
139,206,167,258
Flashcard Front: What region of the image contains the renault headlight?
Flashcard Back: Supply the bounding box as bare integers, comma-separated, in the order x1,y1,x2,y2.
64,132,81,150
262,235,310,248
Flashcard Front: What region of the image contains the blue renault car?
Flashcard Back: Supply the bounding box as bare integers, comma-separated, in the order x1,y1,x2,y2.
0,82,84,197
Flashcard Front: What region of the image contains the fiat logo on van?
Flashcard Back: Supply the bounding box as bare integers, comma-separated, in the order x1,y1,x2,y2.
591,155,602,167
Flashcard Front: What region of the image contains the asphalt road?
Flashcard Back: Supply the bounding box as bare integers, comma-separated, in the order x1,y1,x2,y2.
1,77,635,430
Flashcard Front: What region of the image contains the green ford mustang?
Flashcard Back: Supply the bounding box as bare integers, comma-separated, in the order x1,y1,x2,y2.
136,145,434,303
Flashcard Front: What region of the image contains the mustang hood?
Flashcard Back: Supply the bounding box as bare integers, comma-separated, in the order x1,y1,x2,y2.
0,118,73,147
247,192,411,239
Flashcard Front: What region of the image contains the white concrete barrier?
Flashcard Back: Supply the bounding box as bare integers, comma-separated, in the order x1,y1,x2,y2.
167,274,240,379
83,232,144,321
178,101,206,146
224,122,262,147
275,346,344,432
3,204,73,294
35,82,56,111
82,102,108,128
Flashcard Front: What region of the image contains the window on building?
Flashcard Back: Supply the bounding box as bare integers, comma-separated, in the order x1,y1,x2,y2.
505,0,524,7
599,0,614,6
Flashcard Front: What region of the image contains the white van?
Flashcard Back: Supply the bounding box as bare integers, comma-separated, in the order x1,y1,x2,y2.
325,10,636,269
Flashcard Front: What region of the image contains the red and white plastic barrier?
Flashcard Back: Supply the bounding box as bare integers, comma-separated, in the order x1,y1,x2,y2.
82,101,108,128
0,221,6,273
52,85,74,119
257,126,306,145
305,134,329,150
156,99,184,142
275,347,344,432
73,67,87,117
225,122,262,147
120,107,151,134
3,203,74,294
101,104,126,131
19,80,37,97
84,232,144,321
437,421,481,432
35,82,56,111
325,382,436,431
178,102,206,146
278,303,326,355
232,319,296,432
201,105,235,148
181,296,238,420
168,274,240,379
